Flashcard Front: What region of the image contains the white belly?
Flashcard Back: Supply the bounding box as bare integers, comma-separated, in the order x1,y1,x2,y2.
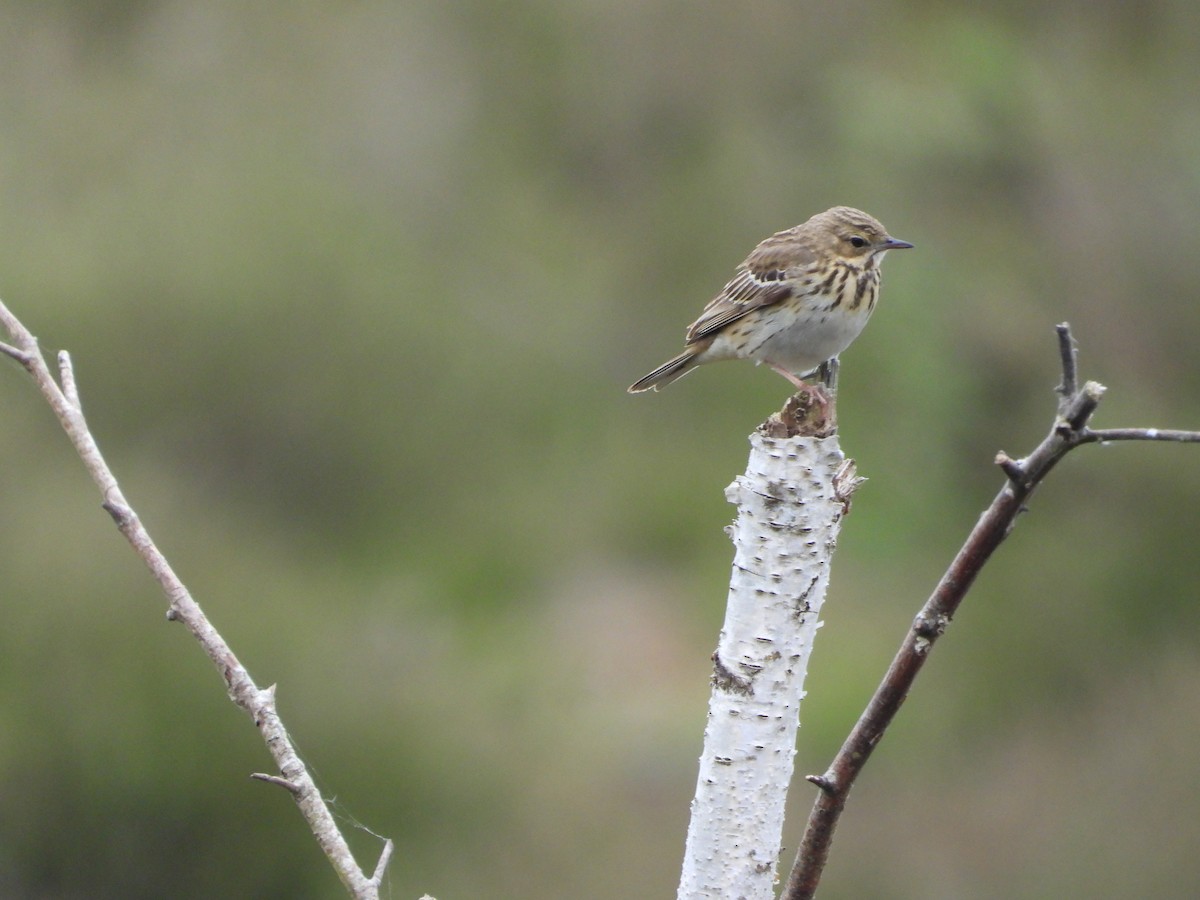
705,303,873,376
753,305,872,373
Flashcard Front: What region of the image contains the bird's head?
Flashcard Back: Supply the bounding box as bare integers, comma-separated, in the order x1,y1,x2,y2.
814,206,913,265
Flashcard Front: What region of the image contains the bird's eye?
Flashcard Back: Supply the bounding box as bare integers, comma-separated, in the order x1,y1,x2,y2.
848,236,868,248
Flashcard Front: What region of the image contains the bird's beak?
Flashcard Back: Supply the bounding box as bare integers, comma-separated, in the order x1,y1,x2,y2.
881,237,914,250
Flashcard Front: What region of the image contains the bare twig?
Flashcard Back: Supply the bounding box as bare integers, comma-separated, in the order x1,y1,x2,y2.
0,299,392,899
371,840,396,889
58,350,81,408
1054,321,1078,408
993,450,1025,483
782,323,1200,900
251,773,303,794
1082,427,1200,444
0,338,28,363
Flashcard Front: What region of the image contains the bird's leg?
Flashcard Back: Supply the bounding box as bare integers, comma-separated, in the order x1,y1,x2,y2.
766,361,836,432
766,362,813,391
817,357,839,393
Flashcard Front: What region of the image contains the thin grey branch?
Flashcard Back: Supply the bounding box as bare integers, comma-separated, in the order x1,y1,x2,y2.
251,773,303,794
0,297,393,899
1083,427,1200,443
370,840,396,888
0,338,29,363
58,350,81,409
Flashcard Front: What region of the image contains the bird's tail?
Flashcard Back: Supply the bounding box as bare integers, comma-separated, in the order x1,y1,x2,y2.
627,350,701,393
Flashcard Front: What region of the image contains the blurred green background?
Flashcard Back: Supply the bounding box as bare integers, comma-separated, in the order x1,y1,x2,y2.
1,2,1199,898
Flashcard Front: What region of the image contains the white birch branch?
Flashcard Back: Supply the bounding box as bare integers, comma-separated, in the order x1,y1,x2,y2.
678,392,861,900
0,299,397,899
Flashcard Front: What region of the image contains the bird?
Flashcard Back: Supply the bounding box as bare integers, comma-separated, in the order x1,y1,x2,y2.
627,207,912,394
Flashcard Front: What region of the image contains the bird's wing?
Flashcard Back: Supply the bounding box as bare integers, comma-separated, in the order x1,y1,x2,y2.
684,238,815,344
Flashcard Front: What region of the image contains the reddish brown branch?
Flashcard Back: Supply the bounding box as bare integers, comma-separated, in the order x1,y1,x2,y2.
782,323,1200,899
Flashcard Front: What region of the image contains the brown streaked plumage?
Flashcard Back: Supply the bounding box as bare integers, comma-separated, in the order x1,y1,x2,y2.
628,207,912,393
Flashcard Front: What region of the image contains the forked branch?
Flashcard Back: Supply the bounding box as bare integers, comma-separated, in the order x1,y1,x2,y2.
782,322,1200,899
0,301,393,899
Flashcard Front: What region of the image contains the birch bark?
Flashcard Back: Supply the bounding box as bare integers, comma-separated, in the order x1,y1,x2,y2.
678,409,858,900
